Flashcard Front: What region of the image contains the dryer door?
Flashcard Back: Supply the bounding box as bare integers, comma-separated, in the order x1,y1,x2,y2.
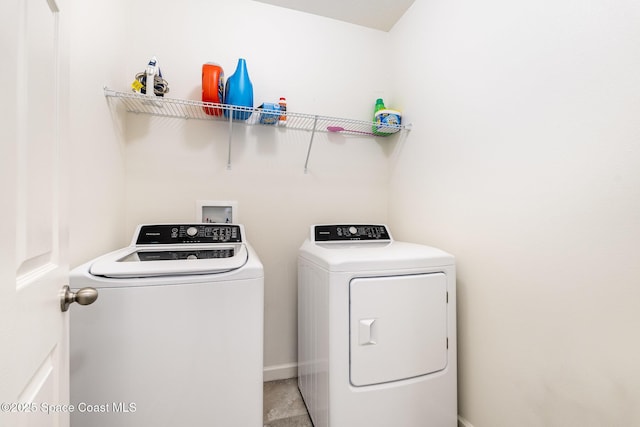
349,273,448,387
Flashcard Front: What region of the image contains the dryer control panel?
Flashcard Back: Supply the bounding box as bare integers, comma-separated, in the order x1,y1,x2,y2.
313,224,391,242
135,224,243,245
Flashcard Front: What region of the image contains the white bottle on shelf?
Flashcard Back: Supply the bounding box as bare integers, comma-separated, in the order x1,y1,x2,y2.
278,97,287,125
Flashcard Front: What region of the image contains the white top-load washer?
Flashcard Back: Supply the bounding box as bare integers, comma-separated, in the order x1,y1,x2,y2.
298,224,457,427
69,224,263,427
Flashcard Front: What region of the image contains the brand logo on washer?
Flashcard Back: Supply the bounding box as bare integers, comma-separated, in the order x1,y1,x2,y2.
145,233,161,236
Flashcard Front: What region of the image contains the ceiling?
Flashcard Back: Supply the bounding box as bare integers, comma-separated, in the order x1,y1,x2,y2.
251,0,416,32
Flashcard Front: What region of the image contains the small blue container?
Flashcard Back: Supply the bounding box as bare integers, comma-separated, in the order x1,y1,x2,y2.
258,103,281,125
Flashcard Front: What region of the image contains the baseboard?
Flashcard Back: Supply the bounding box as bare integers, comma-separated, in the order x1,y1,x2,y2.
458,415,474,427
263,362,298,382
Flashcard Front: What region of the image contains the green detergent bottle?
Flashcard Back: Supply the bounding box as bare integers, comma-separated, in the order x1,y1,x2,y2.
372,98,386,135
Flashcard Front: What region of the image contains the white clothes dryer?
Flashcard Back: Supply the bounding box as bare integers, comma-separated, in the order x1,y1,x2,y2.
298,224,457,427
69,224,263,427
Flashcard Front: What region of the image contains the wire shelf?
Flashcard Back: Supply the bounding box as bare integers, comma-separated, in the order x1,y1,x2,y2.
103,87,410,172
104,88,409,136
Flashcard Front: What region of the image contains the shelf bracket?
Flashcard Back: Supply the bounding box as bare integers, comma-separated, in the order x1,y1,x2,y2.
304,116,319,174
226,112,234,170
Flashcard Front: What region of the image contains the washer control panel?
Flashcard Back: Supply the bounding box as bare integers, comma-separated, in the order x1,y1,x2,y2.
136,224,242,245
313,224,391,242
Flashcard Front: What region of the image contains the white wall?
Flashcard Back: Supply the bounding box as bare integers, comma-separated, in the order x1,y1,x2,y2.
389,0,640,426
68,0,128,266
119,0,393,377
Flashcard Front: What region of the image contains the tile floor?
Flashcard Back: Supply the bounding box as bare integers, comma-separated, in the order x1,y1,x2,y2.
263,378,313,427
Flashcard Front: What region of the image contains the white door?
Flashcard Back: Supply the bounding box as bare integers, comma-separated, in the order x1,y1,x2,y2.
0,0,71,426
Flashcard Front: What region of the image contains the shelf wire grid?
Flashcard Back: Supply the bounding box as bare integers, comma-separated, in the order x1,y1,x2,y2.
104,88,407,136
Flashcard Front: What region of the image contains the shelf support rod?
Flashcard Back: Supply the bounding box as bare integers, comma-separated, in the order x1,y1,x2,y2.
304,116,318,174
226,111,234,170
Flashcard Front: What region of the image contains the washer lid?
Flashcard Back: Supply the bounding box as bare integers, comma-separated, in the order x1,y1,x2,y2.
89,244,249,278
89,224,250,278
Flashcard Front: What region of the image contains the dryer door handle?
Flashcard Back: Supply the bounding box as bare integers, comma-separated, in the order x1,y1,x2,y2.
359,318,377,346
